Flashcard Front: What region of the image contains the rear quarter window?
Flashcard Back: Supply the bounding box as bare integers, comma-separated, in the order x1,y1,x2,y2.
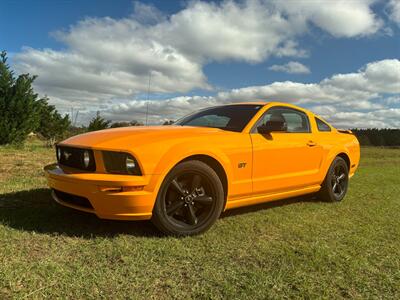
316,117,331,132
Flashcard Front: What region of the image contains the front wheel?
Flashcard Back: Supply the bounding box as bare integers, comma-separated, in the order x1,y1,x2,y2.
318,156,349,202
152,160,224,236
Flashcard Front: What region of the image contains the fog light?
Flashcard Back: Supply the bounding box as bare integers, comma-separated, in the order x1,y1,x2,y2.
122,186,144,192
99,186,144,193
99,186,123,192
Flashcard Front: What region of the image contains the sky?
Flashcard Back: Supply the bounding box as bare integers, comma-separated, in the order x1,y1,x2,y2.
1,0,400,128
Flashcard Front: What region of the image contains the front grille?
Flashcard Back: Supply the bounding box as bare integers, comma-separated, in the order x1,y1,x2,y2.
56,146,96,172
53,189,93,209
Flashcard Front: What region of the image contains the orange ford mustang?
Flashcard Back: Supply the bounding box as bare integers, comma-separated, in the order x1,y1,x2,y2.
44,102,360,235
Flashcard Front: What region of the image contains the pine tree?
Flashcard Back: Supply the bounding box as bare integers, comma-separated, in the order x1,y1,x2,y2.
88,111,110,131
36,98,71,145
0,51,42,144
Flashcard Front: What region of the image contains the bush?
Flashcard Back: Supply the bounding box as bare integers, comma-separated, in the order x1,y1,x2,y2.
109,120,144,128
65,126,88,138
129,120,143,126
163,120,175,125
110,121,131,128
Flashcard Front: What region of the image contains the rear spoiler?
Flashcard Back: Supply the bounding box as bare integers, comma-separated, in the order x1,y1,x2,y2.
338,129,353,134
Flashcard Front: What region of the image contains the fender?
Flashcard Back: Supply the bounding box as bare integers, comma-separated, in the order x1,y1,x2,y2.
321,145,351,182
151,141,234,197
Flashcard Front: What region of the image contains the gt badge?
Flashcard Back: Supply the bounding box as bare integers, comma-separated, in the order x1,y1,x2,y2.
238,162,247,169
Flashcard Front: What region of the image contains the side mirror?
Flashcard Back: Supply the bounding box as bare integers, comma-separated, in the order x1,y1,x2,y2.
257,121,287,134
257,125,271,134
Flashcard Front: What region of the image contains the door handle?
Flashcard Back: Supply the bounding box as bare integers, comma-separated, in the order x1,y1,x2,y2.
307,141,317,147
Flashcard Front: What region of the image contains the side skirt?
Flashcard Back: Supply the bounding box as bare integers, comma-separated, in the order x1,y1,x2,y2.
224,185,321,211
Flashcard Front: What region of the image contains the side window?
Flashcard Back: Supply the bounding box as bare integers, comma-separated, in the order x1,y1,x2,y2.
282,111,310,132
315,117,331,132
255,107,311,133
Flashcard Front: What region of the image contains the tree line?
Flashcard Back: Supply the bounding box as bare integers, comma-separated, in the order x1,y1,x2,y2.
351,129,400,146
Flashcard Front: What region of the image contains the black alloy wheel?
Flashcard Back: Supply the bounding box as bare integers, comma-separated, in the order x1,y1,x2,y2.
318,156,349,202
331,163,347,199
152,160,224,236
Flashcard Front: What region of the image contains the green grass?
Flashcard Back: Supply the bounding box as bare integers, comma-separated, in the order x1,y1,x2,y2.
0,141,399,299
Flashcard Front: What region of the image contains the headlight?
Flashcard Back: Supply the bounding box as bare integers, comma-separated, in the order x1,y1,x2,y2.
56,147,61,161
125,156,136,174
83,150,90,168
102,151,141,175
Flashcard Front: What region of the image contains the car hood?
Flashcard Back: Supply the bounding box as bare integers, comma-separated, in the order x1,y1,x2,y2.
59,126,226,150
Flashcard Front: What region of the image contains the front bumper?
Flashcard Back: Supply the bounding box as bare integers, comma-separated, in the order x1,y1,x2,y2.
44,163,160,220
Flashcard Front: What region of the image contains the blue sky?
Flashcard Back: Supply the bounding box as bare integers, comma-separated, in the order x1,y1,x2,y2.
1,0,400,127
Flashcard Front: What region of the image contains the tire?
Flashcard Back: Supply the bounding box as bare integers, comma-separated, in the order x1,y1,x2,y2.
151,160,225,236
318,156,349,202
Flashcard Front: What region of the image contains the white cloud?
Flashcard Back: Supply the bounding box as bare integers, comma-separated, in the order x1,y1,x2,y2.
321,59,400,98
269,61,311,74
156,0,313,63
327,109,400,128
386,0,400,25
13,0,384,111
103,59,400,128
131,1,166,24
14,0,297,106
273,0,383,37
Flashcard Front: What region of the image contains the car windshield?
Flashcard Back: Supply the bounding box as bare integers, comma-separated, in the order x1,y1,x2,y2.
175,104,263,132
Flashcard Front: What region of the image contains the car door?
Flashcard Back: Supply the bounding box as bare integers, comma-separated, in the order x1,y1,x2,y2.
250,106,324,195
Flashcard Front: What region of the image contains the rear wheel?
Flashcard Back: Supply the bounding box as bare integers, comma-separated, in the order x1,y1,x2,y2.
152,160,224,236
318,157,349,202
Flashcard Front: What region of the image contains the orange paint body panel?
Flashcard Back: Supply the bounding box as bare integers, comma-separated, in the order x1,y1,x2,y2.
44,102,360,220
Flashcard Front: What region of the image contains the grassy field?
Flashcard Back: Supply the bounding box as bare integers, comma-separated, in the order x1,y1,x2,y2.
0,140,399,299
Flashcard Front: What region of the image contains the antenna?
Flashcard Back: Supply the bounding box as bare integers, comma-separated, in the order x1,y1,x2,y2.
70,107,80,127
74,110,79,126
145,71,152,125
